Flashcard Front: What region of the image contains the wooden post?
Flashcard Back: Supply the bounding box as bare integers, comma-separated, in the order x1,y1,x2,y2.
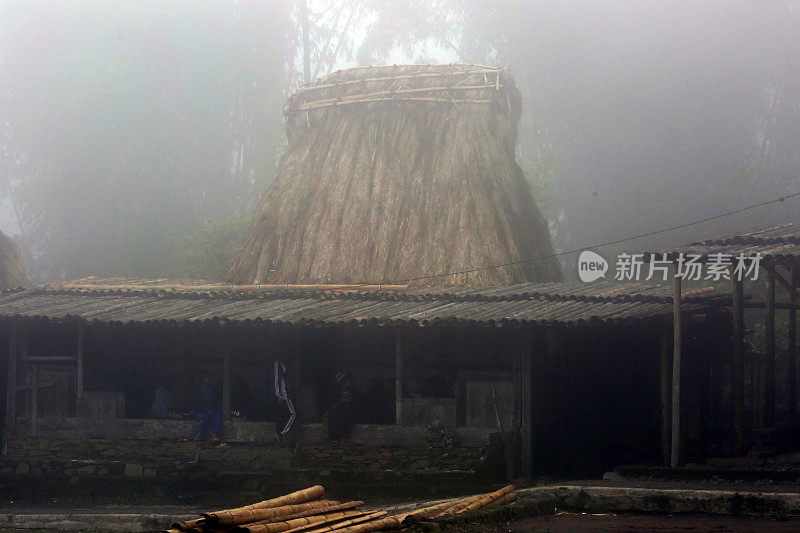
76,322,85,400
3,322,19,455
519,330,532,477
222,349,231,423
732,278,745,452
671,274,682,467
395,330,403,426
659,330,672,466
790,263,798,421
765,268,776,427
30,365,37,436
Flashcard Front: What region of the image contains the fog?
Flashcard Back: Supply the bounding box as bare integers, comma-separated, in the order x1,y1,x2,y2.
1,1,798,282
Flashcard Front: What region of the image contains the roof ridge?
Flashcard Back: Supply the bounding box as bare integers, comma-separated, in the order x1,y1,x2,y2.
29,282,714,305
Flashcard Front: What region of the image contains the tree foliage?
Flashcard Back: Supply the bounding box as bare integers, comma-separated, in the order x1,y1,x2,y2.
0,1,292,280
453,1,800,260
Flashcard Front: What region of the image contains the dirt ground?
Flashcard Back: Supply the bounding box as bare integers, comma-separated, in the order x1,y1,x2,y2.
443,512,800,532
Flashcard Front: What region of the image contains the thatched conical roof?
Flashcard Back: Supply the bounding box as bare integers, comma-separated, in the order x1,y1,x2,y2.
0,230,28,289
230,64,562,287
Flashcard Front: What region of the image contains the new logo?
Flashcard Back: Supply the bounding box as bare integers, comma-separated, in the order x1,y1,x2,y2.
578,250,608,282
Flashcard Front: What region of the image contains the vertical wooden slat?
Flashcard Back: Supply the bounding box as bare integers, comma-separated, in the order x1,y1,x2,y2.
789,263,797,421
732,278,745,452
671,274,682,467
519,329,532,477
510,327,526,478
2,321,19,455
698,318,712,454
222,348,231,423
765,268,776,427
30,365,37,436
76,322,85,400
511,333,522,431
659,330,671,466
395,329,403,426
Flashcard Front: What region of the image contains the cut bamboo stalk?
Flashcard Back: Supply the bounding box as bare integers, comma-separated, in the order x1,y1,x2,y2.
282,510,386,533
170,518,206,530
438,485,515,516
453,491,516,514
333,500,463,532
334,486,517,533
429,495,484,518
324,515,402,533
435,485,514,517
235,510,367,533
203,486,325,523
247,502,364,526
206,498,337,526
169,527,207,533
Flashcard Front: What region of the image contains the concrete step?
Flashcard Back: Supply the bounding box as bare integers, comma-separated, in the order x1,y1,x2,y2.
0,467,494,505
616,464,800,484
6,482,800,531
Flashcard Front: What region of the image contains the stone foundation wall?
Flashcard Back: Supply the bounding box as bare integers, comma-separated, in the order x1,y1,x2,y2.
295,444,482,472
16,417,492,447
2,436,201,478
2,436,485,478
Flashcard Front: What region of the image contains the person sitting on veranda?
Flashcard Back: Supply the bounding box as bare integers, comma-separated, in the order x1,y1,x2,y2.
194,375,224,446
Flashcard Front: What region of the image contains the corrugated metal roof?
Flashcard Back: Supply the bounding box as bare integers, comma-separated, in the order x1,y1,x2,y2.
657,224,800,263
0,279,724,328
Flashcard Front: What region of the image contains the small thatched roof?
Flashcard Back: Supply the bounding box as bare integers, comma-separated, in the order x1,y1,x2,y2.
0,230,28,289
230,64,562,287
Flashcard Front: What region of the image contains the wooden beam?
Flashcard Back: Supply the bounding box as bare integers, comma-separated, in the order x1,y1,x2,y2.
790,263,798,421
395,330,403,426
732,278,745,453
659,330,672,466
765,269,776,427
671,274,682,467
20,356,77,363
76,322,84,400
743,301,800,310
2,322,19,455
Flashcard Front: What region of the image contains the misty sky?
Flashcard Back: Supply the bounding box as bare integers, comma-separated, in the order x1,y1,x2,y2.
1,1,798,281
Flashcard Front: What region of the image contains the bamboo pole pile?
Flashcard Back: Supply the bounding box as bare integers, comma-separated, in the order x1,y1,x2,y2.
164,484,517,533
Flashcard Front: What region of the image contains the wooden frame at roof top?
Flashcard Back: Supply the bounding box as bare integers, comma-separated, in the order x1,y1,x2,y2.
664,250,800,469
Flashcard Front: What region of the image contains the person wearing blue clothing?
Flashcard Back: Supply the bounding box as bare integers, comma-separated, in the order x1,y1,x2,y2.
195,375,223,445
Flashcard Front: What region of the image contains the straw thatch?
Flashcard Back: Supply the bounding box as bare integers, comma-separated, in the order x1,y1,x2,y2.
229,64,562,287
0,231,28,289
